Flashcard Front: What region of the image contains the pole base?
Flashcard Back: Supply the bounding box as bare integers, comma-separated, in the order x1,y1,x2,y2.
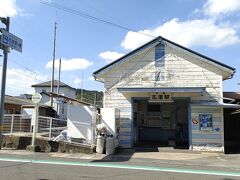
26,145,41,152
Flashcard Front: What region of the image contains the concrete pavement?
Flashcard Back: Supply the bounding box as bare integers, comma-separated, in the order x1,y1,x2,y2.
1,148,240,179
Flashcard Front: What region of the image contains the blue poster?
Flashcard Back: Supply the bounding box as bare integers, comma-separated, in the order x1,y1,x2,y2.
199,114,213,131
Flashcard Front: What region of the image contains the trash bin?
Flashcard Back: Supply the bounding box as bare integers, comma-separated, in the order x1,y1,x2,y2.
106,135,115,155
96,134,105,154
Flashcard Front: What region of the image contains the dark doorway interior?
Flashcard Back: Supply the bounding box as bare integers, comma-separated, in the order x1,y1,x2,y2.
133,98,189,150
224,109,240,154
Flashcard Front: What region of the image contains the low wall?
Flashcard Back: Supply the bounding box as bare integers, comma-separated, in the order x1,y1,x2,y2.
1,135,95,154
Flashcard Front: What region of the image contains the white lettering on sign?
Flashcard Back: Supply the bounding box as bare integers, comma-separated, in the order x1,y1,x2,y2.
0,28,22,52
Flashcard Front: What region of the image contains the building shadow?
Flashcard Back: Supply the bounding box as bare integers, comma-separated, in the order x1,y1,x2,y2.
91,148,135,163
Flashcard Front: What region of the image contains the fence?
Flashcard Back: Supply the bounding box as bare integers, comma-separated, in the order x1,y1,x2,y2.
3,114,31,134
3,114,95,146
38,116,67,140
3,114,67,140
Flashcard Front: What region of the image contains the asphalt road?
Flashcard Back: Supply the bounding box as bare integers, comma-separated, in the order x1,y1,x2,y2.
0,160,238,180
0,153,240,180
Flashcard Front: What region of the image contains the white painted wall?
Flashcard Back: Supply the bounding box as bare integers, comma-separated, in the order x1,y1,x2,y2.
33,86,76,119
67,103,96,144
34,86,76,99
95,42,231,148
101,108,120,137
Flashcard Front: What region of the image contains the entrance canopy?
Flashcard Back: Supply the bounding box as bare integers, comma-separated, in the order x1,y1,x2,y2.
117,87,206,93
191,102,240,109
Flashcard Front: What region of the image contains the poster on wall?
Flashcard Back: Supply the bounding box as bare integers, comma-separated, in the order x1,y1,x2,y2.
199,113,213,131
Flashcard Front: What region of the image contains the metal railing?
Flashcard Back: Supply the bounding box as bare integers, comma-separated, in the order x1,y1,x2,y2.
3,114,32,134
38,116,67,140
3,114,95,146
3,114,67,140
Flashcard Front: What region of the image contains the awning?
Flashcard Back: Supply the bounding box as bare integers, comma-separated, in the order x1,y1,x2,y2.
191,102,240,109
117,87,206,93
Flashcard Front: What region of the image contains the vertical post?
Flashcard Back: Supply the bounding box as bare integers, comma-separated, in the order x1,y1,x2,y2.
57,58,61,95
49,117,52,140
80,71,83,102
10,114,14,135
50,22,57,107
32,104,39,146
94,93,97,107
56,58,61,116
91,123,94,146
0,17,10,149
19,115,22,132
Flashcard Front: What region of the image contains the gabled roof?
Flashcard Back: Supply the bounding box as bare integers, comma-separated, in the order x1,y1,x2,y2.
93,36,235,77
32,80,75,90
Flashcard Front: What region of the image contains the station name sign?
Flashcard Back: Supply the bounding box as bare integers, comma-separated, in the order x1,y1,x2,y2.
0,28,22,52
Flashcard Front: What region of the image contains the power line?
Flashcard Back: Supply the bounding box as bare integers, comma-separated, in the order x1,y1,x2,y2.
36,0,156,38
0,65,43,82
8,68,43,81
8,59,40,76
78,0,120,23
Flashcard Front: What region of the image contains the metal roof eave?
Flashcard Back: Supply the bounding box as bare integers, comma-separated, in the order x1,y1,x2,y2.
191,102,240,109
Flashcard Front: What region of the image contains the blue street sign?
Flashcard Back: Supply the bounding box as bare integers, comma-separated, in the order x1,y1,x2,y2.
0,28,22,52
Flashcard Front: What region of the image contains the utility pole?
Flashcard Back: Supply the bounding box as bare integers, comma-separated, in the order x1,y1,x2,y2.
50,22,57,107
94,92,97,107
0,17,10,149
57,58,61,94
56,58,61,116
80,71,83,102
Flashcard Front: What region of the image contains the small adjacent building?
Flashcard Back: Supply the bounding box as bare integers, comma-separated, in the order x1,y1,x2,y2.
32,80,76,119
4,95,33,114
93,36,237,152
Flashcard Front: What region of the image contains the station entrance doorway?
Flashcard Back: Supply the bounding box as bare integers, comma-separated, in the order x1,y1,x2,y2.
133,98,189,149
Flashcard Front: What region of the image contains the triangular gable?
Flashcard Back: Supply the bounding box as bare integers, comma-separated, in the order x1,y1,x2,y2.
93,36,235,80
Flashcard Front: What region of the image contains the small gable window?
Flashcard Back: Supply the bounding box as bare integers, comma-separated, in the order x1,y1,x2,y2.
155,43,165,61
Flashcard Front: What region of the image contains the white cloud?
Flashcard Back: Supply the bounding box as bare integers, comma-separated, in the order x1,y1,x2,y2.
99,51,125,63
121,18,240,50
46,58,93,71
0,0,22,17
2,67,48,95
88,76,94,81
73,78,82,87
203,0,240,17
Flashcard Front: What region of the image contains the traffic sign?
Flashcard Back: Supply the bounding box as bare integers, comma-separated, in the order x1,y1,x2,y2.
32,93,42,104
0,28,22,52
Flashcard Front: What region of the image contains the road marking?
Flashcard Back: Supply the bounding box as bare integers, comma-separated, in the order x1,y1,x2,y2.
0,156,240,177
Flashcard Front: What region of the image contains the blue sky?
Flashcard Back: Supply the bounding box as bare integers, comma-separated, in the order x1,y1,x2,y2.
0,0,240,95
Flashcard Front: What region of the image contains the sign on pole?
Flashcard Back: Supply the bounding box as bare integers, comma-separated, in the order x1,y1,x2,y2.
32,93,42,104
31,93,42,146
0,28,22,52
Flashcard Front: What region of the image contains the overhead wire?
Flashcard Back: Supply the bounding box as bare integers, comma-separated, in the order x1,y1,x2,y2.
8,58,40,76
0,64,44,82
78,0,122,24
0,6,48,83
36,0,156,38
